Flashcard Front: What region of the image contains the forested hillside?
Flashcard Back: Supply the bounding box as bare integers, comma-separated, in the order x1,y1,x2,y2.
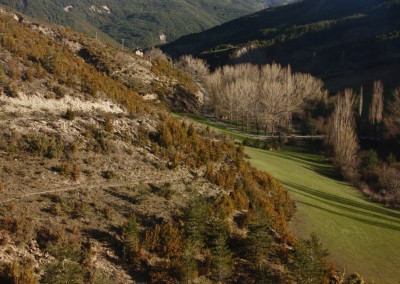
0,7,357,283
0,0,297,48
163,0,400,92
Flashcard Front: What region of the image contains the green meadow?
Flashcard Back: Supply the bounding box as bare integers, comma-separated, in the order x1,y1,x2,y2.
185,114,400,283
246,146,400,284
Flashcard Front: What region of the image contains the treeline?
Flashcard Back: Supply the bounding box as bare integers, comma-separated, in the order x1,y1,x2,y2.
204,62,326,134
177,55,400,208
326,82,400,207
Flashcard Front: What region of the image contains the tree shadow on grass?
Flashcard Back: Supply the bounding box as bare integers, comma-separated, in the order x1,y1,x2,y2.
286,181,400,226
283,181,400,225
296,200,400,232
260,148,345,182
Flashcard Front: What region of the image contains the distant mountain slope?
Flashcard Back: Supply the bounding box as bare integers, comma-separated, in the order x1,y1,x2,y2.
0,0,297,48
163,0,400,92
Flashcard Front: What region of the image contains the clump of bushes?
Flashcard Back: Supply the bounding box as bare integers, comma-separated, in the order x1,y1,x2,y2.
0,261,37,284
151,182,174,199
101,170,116,180
36,224,93,284
358,150,400,207
0,130,77,159
52,161,81,181
52,85,65,99
63,108,76,120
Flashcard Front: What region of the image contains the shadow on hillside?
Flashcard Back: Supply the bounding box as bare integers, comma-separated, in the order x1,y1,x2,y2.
84,227,123,264
284,181,400,231
84,226,148,282
104,188,140,205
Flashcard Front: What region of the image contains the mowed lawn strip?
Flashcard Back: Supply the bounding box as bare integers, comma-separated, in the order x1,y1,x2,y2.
246,146,400,284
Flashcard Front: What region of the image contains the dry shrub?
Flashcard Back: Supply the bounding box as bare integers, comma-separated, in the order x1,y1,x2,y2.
0,261,38,284
53,161,81,181
0,214,33,244
0,230,10,246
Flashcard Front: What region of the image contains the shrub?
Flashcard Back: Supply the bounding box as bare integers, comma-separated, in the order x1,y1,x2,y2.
52,161,81,181
101,170,115,180
122,217,140,260
23,133,64,158
63,108,76,120
53,85,65,99
379,166,400,197
358,150,379,177
345,273,364,284
0,261,38,284
3,84,18,98
386,153,397,165
290,234,329,283
152,182,174,199
104,114,114,133
42,261,84,284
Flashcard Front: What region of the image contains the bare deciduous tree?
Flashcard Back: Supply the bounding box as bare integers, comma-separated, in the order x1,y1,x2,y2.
176,55,209,82
369,80,384,125
205,63,325,135
358,86,363,117
327,89,359,180
384,88,400,137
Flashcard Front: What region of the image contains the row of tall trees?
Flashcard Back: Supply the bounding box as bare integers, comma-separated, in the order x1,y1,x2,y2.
326,81,400,204
205,63,327,134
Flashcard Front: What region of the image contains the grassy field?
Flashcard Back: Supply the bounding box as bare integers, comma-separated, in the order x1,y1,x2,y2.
184,114,400,283
246,146,400,284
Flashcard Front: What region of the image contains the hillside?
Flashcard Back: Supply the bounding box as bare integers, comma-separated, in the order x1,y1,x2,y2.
162,0,400,92
0,0,297,49
0,7,352,284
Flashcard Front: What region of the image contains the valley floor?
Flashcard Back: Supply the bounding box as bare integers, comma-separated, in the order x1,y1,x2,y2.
184,114,400,283
246,146,400,284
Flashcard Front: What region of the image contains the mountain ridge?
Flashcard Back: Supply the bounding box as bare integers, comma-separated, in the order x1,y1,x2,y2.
0,0,298,48
162,0,400,92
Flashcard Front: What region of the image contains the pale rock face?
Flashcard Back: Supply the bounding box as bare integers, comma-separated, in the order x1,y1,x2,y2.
102,5,111,14
64,5,73,12
160,33,167,43
89,5,111,15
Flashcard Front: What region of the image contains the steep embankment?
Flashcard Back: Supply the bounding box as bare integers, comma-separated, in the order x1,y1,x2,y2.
163,0,400,92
